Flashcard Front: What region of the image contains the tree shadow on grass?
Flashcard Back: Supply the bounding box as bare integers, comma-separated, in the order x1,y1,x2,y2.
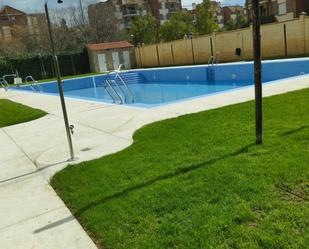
34,142,255,234
282,125,309,136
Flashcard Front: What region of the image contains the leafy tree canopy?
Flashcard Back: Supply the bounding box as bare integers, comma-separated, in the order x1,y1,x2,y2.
159,12,195,41
195,0,218,35
130,15,158,45
225,15,248,31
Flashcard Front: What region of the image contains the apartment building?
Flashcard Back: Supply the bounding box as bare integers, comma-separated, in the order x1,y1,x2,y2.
223,5,247,25
246,0,309,22
151,0,182,25
88,0,182,35
190,1,246,29
0,5,45,41
211,1,224,28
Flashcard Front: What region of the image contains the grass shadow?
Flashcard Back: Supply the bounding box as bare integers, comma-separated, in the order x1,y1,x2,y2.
282,125,309,136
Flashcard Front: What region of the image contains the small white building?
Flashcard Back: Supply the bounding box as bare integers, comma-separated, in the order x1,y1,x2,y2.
87,41,135,72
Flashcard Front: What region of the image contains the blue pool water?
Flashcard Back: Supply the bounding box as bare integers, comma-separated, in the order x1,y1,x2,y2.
12,58,309,108
63,81,251,106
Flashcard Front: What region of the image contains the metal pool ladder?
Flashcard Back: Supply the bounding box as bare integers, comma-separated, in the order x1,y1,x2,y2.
25,76,43,92
0,74,15,91
207,55,218,82
103,66,135,104
0,77,9,91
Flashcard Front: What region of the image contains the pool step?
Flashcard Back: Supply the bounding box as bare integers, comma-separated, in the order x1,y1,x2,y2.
117,72,145,84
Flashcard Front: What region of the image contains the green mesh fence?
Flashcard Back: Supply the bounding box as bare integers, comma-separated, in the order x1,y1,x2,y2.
0,50,90,81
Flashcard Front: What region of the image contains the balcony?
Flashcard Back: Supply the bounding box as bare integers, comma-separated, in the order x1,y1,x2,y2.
169,8,179,13
123,9,139,17
124,21,133,29
122,0,144,5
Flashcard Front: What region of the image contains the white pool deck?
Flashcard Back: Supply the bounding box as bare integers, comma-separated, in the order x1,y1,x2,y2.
1,76,309,249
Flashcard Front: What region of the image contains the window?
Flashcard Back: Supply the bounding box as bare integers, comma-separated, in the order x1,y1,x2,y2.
33,17,38,26
2,26,12,40
260,6,266,16
278,3,287,15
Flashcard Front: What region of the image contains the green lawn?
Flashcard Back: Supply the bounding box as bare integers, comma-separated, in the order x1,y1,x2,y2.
0,99,46,128
38,72,103,83
52,88,309,249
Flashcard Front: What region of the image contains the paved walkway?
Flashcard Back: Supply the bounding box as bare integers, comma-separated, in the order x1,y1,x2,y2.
1,76,309,248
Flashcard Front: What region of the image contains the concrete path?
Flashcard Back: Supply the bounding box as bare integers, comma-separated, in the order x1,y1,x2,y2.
1,76,309,248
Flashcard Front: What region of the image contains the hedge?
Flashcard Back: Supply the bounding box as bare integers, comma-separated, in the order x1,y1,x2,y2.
0,49,90,82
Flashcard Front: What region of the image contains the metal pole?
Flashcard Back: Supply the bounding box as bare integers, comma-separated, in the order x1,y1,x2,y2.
252,0,263,144
45,2,75,160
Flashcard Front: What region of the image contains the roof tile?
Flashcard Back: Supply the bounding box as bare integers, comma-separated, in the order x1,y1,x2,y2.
87,41,134,51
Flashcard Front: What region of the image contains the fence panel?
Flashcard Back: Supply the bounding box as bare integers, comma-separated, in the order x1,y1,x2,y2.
192,36,212,64
134,16,309,68
172,39,194,65
140,45,159,67
285,18,305,56
241,28,254,60
305,17,309,54
261,22,286,58
71,51,91,75
157,43,173,66
215,30,245,62
134,48,141,68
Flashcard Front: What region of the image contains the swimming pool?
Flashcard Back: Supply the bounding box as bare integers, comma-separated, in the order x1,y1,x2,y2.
12,58,309,108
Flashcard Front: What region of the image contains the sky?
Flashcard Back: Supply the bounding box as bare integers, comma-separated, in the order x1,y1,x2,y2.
0,0,245,12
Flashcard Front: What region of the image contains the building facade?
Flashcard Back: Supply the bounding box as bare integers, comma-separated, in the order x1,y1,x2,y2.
88,0,182,37
0,5,45,41
211,1,224,28
246,0,309,22
87,40,134,72
151,0,182,25
191,1,246,29
223,5,247,25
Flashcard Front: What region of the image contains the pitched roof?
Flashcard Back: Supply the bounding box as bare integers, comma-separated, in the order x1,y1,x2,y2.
87,41,134,51
0,5,26,16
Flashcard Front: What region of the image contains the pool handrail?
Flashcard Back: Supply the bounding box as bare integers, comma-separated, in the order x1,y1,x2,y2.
105,77,124,104
207,56,218,82
114,72,135,103
105,67,135,104
25,76,43,92
1,74,16,91
0,78,9,91
109,77,127,102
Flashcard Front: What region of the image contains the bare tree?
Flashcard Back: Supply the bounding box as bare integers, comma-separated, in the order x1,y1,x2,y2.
88,1,128,43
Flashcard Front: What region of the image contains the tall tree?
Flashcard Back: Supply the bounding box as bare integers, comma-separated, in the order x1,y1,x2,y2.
130,15,158,45
225,15,248,31
195,0,218,35
159,12,195,41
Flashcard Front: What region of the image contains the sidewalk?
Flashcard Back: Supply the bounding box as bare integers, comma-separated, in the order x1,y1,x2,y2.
0,76,309,248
